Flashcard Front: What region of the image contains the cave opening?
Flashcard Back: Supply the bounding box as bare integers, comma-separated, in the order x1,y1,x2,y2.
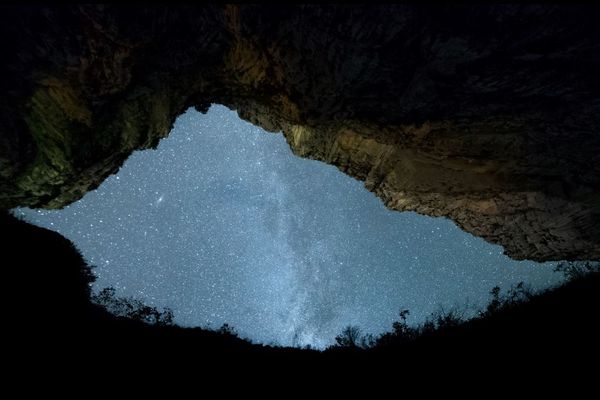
14,105,563,349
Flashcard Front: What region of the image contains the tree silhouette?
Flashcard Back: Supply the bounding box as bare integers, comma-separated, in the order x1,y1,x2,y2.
554,261,600,281
480,286,502,317
92,287,174,326
479,281,534,318
329,278,567,351
392,309,411,337
218,323,238,337
430,306,464,329
335,325,362,348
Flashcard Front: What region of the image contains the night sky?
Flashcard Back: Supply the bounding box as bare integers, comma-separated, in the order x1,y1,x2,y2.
15,105,562,348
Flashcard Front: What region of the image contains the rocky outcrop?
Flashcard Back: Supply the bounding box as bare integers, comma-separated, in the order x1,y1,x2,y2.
1,5,599,261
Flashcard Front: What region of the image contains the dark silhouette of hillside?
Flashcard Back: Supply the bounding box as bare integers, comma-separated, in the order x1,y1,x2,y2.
329,270,600,360
91,286,175,326
1,210,318,363
2,210,599,370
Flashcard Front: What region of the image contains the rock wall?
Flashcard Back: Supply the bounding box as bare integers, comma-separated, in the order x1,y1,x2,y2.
1,5,599,260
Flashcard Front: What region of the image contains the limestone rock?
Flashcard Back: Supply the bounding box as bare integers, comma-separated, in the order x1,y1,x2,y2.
1,5,599,261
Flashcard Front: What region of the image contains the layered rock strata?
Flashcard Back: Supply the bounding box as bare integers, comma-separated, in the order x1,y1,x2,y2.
1,5,599,260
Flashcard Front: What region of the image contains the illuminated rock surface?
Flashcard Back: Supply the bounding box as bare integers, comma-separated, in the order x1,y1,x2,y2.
1,5,599,260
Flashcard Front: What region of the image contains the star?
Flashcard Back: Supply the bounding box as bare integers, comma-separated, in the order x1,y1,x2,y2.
13,105,563,349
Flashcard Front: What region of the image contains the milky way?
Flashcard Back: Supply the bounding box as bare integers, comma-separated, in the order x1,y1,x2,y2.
15,105,562,348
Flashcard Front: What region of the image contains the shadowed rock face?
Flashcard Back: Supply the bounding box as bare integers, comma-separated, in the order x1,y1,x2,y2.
1,5,599,261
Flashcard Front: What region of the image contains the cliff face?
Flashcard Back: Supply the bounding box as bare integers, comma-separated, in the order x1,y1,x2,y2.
1,5,599,261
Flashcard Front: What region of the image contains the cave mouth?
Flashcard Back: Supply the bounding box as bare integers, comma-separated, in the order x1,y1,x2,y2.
14,105,563,349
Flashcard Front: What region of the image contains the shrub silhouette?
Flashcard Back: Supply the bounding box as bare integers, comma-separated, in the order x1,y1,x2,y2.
92,287,174,326
554,261,600,281
4,209,600,364
360,333,377,349
392,309,411,336
218,323,239,337
335,325,363,348
330,280,556,351
479,281,534,318
430,306,464,329
377,309,416,346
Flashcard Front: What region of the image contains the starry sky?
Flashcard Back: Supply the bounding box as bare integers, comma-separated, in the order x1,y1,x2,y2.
15,105,563,348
